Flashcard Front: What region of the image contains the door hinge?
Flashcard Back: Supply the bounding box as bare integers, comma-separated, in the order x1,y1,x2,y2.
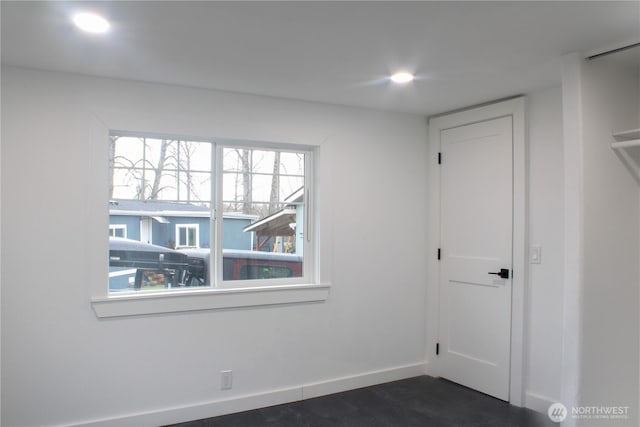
438,152,442,164
437,248,441,260
436,343,440,355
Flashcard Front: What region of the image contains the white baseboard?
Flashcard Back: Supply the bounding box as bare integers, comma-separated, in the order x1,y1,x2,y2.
302,362,428,399
525,391,557,414
76,387,302,427
74,362,428,427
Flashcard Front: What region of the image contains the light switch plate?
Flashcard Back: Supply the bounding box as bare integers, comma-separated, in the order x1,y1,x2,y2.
530,246,542,264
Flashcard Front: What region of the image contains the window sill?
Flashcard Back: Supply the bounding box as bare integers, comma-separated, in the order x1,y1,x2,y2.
91,283,330,318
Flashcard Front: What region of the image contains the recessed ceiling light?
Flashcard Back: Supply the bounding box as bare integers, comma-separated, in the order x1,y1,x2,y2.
73,12,110,34
390,72,415,84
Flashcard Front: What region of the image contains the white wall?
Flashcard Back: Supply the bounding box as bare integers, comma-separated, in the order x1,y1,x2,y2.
579,57,640,426
525,86,565,411
0,66,429,426
1,65,572,426
560,54,640,427
0,43,3,426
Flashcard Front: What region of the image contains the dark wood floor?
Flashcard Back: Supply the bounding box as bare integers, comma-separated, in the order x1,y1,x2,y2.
166,376,554,427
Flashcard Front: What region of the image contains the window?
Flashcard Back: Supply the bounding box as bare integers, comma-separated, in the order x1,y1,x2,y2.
107,133,314,295
109,224,127,238
221,148,306,281
175,224,199,248
110,135,212,205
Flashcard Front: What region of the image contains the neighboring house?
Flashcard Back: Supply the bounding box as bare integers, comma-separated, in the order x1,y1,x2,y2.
243,186,304,255
109,200,257,250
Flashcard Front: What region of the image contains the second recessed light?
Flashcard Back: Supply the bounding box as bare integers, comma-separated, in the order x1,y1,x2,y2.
390,72,415,84
73,12,110,34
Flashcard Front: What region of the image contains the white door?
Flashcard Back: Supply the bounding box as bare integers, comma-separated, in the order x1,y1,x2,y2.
438,116,513,401
140,217,152,244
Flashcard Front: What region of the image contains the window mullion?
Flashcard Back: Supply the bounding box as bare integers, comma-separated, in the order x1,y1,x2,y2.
211,142,221,288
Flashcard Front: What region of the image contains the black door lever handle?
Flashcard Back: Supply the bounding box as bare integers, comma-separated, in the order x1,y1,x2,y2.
488,268,509,279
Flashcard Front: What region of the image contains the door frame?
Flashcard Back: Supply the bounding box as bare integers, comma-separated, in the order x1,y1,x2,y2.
426,96,527,406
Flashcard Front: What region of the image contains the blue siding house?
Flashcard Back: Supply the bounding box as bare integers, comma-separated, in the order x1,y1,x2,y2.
109,200,256,250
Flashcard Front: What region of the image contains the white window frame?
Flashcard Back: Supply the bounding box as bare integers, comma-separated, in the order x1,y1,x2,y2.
215,144,315,289
109,224,127,239
91,125,328,318
175,224,199,249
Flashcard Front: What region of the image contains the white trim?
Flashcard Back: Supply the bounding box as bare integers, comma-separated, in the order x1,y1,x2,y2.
92,283,330,318
426,96,526,406
242,208,297,232
108,224,127,238
303,149,315,278
224,212,261,220
511,97,527,407
74,387,302,427
70,362,427,427
151,215,170,224
93,117,322,317
524,391,557,414
175,223,199,248
214,144,224,286
109,209,213,218
302,363,428,400
216,146,316,289
558,53,585,427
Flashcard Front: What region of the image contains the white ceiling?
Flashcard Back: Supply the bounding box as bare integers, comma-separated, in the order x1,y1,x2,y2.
2,1,639,116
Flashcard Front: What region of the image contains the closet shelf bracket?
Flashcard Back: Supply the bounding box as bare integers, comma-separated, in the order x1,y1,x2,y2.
611,128,640,185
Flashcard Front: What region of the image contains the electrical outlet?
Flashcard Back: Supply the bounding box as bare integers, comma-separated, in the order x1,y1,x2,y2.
220,370,233,390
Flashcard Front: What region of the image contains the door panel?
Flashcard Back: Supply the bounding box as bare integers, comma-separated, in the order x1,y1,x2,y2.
140,217,152,244
439,116,513,401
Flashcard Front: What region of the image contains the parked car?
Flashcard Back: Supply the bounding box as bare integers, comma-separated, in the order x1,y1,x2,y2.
109,237,303,291
109,237,189,291
179,248,303,285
